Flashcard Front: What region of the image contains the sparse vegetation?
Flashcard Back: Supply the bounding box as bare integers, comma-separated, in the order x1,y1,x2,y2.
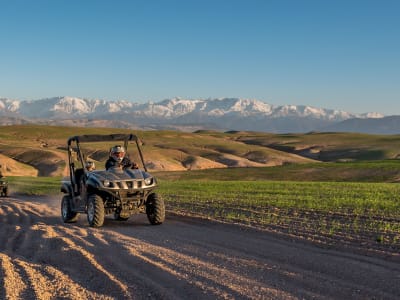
233,131,400,161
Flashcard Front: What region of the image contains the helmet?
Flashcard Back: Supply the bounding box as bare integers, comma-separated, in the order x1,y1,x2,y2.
110,145,125,162
85,160,95,170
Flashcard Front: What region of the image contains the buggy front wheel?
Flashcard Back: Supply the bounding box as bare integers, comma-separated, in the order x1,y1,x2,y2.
87,194,105,227
146,193,165,225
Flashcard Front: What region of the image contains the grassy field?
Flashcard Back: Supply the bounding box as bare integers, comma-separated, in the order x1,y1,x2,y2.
158,179,400,248
7,176,63,195
154,160,400,182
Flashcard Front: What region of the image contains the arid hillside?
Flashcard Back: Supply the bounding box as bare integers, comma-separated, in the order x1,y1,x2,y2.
0,125,314,177
1,125,400,177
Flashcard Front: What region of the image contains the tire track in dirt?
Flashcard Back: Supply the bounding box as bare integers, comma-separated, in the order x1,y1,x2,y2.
90,230,291,300
0,197,132,299
0,195,400,299
0,253,29,299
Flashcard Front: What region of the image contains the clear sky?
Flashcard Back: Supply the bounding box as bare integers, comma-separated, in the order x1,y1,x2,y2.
0,0,399,115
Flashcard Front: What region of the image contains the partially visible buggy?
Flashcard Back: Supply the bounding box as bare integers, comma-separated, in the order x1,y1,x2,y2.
0,178,8,197
60,133,165,227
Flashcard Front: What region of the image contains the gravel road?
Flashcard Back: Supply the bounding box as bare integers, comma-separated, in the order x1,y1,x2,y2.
0,195,399,299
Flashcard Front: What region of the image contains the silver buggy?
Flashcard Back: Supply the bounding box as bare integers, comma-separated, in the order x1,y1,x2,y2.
60,133,165,227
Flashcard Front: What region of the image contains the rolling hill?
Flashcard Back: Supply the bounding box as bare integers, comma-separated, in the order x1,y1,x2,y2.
1,125,400,178
0,125,315,177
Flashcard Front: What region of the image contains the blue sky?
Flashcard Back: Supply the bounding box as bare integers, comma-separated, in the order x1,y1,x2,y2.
0,0,399,115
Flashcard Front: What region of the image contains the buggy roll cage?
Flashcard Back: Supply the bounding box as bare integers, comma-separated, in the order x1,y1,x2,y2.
67,134,147,189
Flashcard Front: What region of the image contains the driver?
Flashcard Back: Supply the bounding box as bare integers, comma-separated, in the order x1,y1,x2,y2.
105,145,138,170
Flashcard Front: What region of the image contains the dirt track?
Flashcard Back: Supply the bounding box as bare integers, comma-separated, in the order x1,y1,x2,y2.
1,195,400,300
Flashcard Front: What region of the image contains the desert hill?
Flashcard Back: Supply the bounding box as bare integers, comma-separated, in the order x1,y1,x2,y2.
1,125,400,177
0,125,314,177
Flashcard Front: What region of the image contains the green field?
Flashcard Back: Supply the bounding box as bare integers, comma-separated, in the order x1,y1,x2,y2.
154,160,400,182
158,179,400,247
7,176,62,195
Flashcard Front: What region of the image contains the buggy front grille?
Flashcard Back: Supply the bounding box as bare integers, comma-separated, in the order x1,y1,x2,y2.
111,180,143,189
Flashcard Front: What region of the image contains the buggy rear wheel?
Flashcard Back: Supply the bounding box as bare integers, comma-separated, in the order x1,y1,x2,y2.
87,194,105,227
61,195,78,223
146,193,165,225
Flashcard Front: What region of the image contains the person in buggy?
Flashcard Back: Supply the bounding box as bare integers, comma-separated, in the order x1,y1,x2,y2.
105,145,138,170
85,160,96,171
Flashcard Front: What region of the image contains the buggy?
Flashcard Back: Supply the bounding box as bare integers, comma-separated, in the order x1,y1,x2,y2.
60,133,165,227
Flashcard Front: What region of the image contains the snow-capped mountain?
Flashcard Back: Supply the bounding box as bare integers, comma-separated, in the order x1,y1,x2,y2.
0,96,388,133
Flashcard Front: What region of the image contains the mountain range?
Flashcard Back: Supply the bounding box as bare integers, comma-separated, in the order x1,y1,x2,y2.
0,96,398,134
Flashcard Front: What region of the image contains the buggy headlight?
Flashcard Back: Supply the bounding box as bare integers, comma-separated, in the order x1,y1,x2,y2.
103,180,111,187
144,177,153,185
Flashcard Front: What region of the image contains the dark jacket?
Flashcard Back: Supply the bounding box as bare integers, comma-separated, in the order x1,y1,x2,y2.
105,157,135,170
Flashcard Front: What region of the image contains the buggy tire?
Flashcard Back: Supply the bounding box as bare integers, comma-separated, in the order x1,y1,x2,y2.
87,194,105,227
146,193,165,225
61,195,78,223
